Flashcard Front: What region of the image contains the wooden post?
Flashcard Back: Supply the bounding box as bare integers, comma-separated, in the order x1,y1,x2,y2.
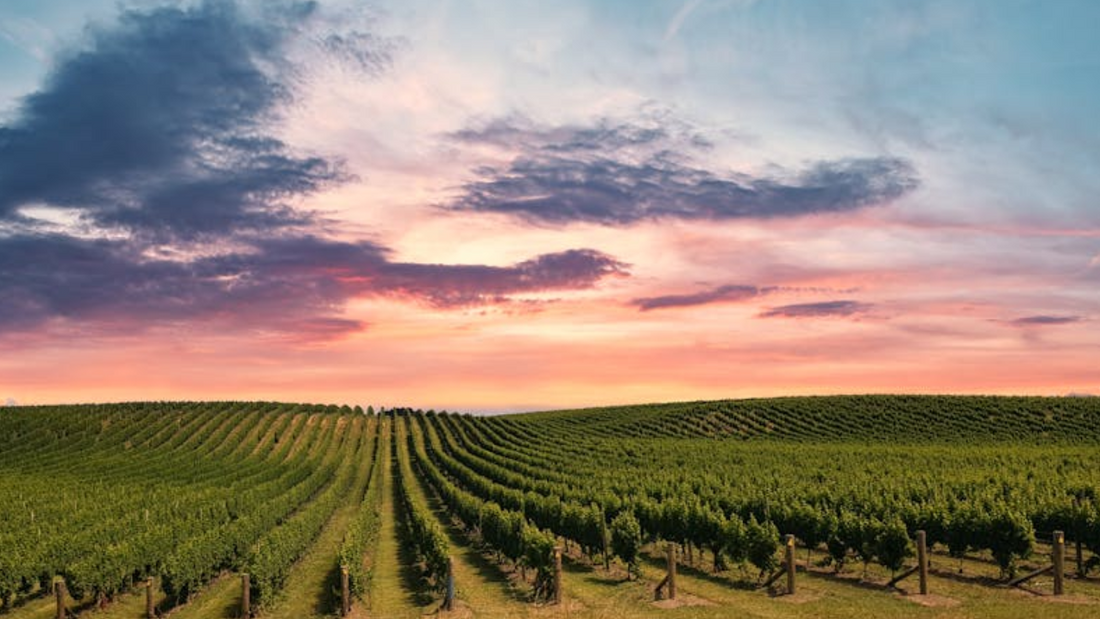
1077,538,1085,578
915,530,928,595
241,573,250,618
55,579,65,619
553,546,563,605
340,566,350,616
666,543,677,600
785,534,796,595
602,520,611,572
146,577,155,618
443,557,455,611
1053,530,1065,596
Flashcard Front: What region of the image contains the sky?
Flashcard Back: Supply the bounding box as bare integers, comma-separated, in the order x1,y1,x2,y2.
1,0,1099,412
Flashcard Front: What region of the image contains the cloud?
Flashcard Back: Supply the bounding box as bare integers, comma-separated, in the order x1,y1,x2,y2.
0,16,55,62
0,2,628,340
759,300,872,319
3,398,15,407
371,248,628,308
319,30,397,75
664,0,706,42
0,232,627,335
449,113,711,153
633,284,767,311
444,116,918,225
0,0,343,240
1010,315,1081,327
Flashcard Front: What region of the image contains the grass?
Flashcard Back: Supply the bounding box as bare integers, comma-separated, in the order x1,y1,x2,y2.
363,435,420,619
408,457,532,617
262,420,376,619
169,574,241,619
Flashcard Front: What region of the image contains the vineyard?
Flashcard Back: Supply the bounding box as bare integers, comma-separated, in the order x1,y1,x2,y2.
4,396,1100,618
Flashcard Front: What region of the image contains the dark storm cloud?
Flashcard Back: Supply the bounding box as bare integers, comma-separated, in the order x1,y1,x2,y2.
0,0,341,239
445,117,918,225
1010,315,1081,326
633,284,768,311
759,300,872,319
0,2,628,338
0,233,626,333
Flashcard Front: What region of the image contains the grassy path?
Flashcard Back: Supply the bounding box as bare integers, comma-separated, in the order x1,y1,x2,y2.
265,419,377,619
1,585,168,619
167,574,240,619
365,429,420,619
407,455,533,618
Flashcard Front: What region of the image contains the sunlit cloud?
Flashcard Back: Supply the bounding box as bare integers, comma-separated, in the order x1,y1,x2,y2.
760,300,873,319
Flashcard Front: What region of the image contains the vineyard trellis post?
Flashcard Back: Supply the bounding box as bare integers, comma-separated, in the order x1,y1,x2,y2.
1077,538,1085,578
917,530,928,595
146,576,155,618
1054,530,1065,595
785,534,796,595
886,530,929,594
668,543,677,599
340,565,350,616
553,546,563,605
241,573,250,618
1007,530,1064,595
654,543,677,600
761,536,796,594
443,557,455,611
54,579,64,619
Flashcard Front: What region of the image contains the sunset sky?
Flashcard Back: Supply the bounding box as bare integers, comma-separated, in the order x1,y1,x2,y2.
2,0,1099,411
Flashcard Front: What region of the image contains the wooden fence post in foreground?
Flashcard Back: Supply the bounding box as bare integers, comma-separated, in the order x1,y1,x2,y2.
443,557,455,611
55,579,65,619
1077,537,1085,578
667,543,677,600
785,534,796,595
241,573,250,618
553,546,563,605
917,530,928,595
340,566,350,616
1054,530,1065,596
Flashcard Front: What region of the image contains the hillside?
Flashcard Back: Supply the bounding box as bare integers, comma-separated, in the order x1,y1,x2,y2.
3,398,1100,619
510,394,1100,442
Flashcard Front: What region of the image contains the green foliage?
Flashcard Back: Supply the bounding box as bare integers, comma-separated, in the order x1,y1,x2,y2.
983,510,1034,578
875,518,913,575
339,420,388,599
0,402,357,609
402,414,557,600
745,516,780,576
393,418,450,593
722,515,747,566
609,511,642,579
5,395,1100,612
247,421,369,610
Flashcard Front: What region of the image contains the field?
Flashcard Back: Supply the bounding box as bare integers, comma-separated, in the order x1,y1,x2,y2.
4,396,1100,618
